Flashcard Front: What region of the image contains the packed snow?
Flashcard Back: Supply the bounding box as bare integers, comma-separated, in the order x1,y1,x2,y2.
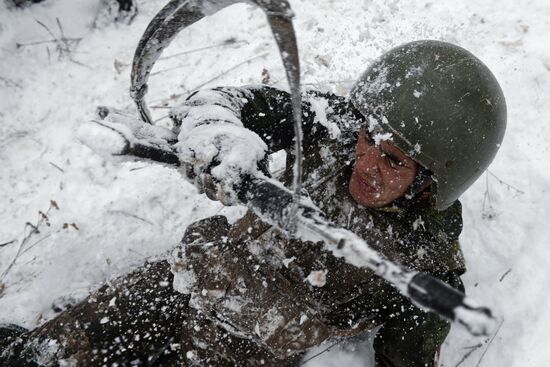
1,0,550,366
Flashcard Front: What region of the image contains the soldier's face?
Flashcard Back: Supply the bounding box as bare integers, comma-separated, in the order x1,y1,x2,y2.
349,129,418,208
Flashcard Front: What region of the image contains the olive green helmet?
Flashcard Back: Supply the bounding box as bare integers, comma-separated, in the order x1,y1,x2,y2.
350,40,507,210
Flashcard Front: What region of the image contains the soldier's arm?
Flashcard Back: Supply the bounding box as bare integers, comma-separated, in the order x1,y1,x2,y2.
78,107,181,166
170,85,357,155
80,86,354,168
79,86,357,203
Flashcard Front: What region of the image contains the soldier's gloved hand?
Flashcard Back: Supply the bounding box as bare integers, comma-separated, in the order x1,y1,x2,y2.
78,107,177,161
175,123,268,206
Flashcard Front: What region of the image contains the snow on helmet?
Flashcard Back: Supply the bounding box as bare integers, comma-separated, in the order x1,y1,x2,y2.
350,40,507,210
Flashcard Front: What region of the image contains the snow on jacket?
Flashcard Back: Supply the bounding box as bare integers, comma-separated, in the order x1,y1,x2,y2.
170,85,466,365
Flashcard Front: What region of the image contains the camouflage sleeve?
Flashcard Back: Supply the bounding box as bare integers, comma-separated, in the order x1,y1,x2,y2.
239,86,361,155
171,215,333,360
423,200,466,275
403,199,467,276
170,86,355,155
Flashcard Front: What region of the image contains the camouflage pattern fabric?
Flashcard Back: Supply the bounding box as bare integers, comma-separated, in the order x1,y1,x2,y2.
171,86,466,366
0,86,466,366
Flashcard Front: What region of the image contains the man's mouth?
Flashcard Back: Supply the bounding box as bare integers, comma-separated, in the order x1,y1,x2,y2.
354,171,378,193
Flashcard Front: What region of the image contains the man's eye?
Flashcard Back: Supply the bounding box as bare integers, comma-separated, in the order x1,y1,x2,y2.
385,154,404,167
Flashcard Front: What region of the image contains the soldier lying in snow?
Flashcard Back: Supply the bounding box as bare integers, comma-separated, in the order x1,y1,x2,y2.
0,40,506,366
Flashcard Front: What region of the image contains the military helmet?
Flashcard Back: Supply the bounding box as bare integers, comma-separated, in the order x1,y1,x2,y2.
350,40,507,210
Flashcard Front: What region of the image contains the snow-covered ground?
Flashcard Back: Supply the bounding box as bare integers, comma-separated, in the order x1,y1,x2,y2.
1,0,549,366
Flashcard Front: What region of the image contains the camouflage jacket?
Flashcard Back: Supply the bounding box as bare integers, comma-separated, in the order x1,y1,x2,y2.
170,86,466,361
0,86,467,367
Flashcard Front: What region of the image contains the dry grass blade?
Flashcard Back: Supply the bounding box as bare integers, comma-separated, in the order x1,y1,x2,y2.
34,18,57,40
26,17,82,60
0,240,17,248
476,320,504,367
454,343,484,367
150,52,270,105
0,201,60,281
158,38,247,62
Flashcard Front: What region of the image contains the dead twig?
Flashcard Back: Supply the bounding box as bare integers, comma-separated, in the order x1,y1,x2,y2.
49,161,65,173
499,268,512,282
16,37,82,49
0,200,60,281
2,221,78,281
454,343,484,367
487,170,524,195
190,52,269,92
113,38,247,74
35,18,57,41
19,234,52,257
0,240,17,248
475,320,504,367
151,63,197,76
482,170,524,219
158,38,247,62
69,58,93,70
108,210,154,226
152,53,269,104
18,220,78,259
28,18,81,60
56,18,65,39
151,48,264,77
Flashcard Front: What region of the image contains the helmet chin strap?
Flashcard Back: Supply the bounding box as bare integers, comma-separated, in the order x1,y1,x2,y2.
404,166,433,202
